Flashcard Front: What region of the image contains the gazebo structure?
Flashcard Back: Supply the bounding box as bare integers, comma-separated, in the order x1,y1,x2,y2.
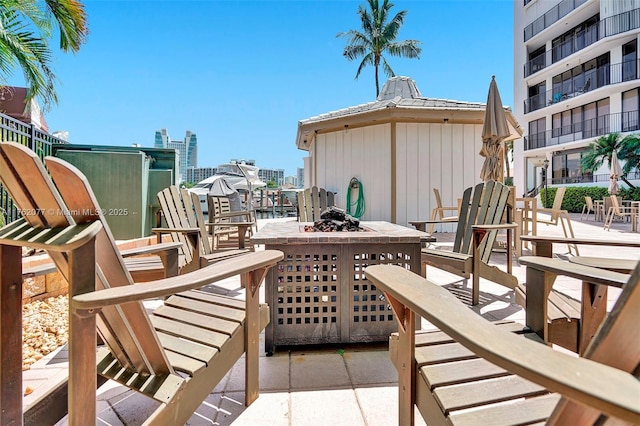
295,76,522,228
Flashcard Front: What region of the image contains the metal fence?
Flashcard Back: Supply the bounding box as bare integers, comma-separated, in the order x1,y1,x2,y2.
0,113,67,223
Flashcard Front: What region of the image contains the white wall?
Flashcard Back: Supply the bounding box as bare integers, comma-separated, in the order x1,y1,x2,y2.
395,123,485,230
313,122,485,229
315,124,392,221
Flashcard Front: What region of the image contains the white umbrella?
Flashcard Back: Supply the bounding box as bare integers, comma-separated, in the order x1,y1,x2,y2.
608,151,623,195
480,76,511,182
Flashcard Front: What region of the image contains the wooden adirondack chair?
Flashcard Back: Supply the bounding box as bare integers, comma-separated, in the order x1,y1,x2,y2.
0,142,283,425
421,180,518,305
207,194,256,250
365,263,640,426
527,186,578,254
603,194,635,231
156,186,253,273
297,186,334,222
427,188,459,234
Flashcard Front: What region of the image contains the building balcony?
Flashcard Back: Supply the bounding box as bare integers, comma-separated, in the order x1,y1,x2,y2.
524,0,590,42
524,8,640,78
524,59,639,114
524,110,640,151
551,170,640,184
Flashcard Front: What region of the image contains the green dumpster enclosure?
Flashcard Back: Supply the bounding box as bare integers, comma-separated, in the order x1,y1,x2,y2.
53,144,178,240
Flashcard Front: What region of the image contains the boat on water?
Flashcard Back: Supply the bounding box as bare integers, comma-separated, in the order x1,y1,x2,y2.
189,161,267,214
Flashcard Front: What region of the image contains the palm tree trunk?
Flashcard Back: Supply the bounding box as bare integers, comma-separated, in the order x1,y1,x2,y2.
375,65,380,97
622,177,637,190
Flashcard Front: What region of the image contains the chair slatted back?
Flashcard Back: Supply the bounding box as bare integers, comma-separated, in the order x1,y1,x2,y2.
157,186,194,264
297,186,334,222
0,143,171,375
610,194,622,215
453,180,511,263
585,196,594,210
433,188,445,218
549,186,567,220
187,190,213,255
550,263,640,423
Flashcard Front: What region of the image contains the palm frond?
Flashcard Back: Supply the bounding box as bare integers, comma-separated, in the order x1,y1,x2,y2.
43,0,89,52
381,57,395,78
385,40,421,58
355,52,375,79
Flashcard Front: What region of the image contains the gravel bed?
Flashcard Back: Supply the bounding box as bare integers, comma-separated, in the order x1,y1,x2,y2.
22,295,68,370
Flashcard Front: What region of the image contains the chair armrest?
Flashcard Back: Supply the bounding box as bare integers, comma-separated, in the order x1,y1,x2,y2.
518,256,629,288
472,223,518,231
210,211,253,220
120,242,183,257
0,219,102,252
409,219,459,226
151,227,200,235
72,250,284,309
519,235,640,248
364,265,640,423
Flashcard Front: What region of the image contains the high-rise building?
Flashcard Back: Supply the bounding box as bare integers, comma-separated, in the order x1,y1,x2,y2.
514,1,640,195
259,168,285,186
187,167,217,183
154,128,198,182
297,167,304,188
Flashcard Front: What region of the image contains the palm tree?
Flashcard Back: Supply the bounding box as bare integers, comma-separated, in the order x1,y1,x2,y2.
580,132,637,189
618,133,640,177
337,0,421,97
0,0,88,109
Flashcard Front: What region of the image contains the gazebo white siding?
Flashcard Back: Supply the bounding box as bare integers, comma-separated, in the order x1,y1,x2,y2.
311,122,485,228
395,122,484,230
314,124,392,222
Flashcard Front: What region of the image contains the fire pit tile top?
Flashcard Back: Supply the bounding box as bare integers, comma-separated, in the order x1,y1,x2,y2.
251,220,430,245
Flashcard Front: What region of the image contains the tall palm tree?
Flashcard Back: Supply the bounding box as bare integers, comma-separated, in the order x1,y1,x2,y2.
580,132,637,189
0,0,88,109
337,0,421,97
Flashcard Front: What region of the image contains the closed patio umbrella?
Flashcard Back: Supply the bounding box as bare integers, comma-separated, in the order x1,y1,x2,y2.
608,150,623,195
480,76,511,182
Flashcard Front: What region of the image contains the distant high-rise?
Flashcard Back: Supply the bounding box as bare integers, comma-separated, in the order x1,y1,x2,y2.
154,128,198,182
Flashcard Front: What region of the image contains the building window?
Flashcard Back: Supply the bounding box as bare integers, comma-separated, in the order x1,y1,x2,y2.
526,81,546,112
622,88,640,132
623,39,637,82
551,149,592,184
528,117,546,149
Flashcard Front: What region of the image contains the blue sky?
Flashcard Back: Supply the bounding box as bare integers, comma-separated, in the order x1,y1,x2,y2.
20,0,514,177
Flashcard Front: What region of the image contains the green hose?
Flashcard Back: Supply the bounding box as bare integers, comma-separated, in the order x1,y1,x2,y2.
346,177,365,218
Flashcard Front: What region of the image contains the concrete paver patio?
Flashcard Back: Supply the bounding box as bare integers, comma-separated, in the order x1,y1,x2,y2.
22,211,640,425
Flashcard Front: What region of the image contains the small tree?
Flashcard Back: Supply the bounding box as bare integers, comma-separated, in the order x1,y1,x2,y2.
337,0,421,97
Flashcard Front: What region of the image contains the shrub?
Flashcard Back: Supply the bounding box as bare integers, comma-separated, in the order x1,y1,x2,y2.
540,186,639,212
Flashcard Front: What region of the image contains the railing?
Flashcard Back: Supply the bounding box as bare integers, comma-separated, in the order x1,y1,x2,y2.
0,113,67,223
551,171,640,184
525,110,640,150
524,0,589,42
524,8,640,78
524,59,639,114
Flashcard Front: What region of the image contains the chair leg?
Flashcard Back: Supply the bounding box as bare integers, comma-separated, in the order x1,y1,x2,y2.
428,209,438,235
